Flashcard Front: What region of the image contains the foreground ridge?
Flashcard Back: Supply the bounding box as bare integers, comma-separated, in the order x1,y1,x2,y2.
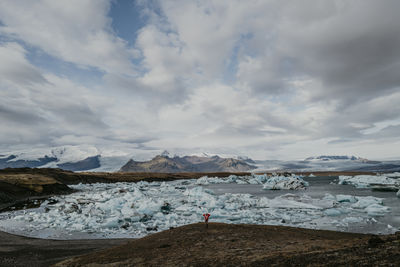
55,223,400,267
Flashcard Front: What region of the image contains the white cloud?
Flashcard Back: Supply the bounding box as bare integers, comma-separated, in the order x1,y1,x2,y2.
0,42,47,85
0,0,399,160
0,0,136,74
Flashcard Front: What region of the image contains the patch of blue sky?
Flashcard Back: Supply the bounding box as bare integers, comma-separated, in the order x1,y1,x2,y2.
223,32,254,85
109,0,147,46
109,0,153,72
25,44,104,87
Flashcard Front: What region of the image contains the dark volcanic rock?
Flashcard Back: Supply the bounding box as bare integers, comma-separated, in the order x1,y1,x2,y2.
0,173,72,211
120,154,256,173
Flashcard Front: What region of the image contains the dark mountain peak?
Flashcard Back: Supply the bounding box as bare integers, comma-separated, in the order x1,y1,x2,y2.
120,154,256,173
237,156,256,164
160,150,170,158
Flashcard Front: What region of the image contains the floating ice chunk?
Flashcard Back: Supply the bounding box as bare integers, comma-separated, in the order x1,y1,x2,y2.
250,174,268,184
196,174,308,190
351,196,383,209
70,223,85,231
268,194,321,209
338,174,399,189
397,189,400,198
309,174,316,177
324,209,342,216
386,172,400,178
195,176,227,185
342,217,363,224
236,179,248,184
262,175,309,190
336,195,357,203
322,193,336,201
195,176,210,185
365,204,390,217
338,176,351,185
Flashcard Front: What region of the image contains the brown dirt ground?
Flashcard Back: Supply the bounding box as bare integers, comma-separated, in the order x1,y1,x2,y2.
0,230,130,267
54,223,400,267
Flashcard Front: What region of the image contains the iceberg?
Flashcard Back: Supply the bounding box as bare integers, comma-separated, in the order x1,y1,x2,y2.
364,204,390,217
196,174,309,190
351,196,383,209
262,175,309,190
338,174,400,195
324,209,342,216
0,178,392,239
386,172,400,178
336,195,357,203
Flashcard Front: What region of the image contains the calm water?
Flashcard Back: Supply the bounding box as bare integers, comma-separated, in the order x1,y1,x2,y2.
204,176,400,234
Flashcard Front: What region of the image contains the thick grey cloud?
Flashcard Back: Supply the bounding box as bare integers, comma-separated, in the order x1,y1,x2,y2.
0,0,399,160
275,1,400,103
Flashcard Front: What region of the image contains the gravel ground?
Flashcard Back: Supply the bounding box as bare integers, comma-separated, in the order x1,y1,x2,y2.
0,230,130,267
55,223,400,266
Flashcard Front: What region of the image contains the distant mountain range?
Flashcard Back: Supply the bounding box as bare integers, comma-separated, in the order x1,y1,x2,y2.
0,146,399,172
304,155,380,163
253,155,400,172
0,146,125,172
0,154,101,172
305,155,360,161
119,154,256,173
0,147,257,173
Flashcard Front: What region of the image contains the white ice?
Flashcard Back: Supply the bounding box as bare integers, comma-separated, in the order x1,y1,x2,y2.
0,176,394,239
338,174,400,189
196,174,309,190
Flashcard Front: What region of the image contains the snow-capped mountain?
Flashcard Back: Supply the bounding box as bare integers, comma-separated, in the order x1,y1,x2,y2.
119,153,257,173
0,145,131,172
253,155,400,172
1,148,399,173
305,155,361,161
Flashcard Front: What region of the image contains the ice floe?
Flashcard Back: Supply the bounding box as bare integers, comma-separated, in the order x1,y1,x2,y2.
196,174,309,190
338,174,400,190
0,177,395,239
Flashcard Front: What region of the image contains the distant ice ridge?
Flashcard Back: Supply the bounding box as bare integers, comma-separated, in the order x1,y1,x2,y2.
3,145,99,164
338,174,400,189
196,174,309,190
0,179,394,239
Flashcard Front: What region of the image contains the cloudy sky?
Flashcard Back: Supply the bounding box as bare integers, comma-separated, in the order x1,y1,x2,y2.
0,0,399,160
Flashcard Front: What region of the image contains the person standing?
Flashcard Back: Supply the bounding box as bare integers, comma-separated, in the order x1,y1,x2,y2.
203,213,210,228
